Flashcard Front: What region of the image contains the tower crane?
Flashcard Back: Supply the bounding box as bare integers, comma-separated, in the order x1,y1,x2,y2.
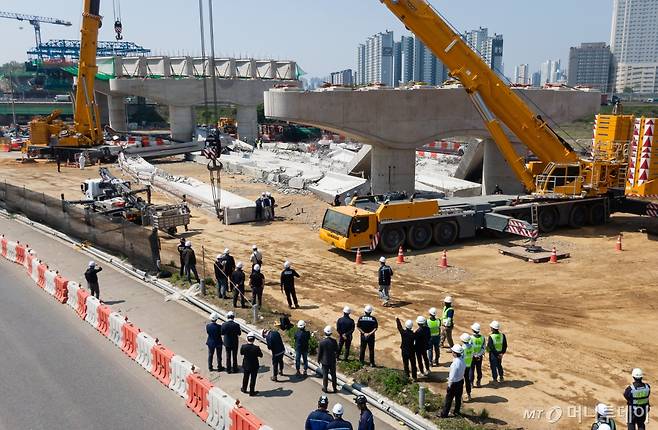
0,12,73,62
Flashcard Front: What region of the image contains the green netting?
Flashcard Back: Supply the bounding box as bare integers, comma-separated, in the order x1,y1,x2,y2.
61,66,114,81
295,64,307,79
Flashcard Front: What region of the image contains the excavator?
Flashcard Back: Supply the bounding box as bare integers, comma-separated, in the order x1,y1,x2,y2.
318,0,658,253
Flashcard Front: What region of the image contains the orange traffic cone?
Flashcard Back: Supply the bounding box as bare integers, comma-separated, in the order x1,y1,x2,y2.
550,246,558,264
615,234,623,252
439,250,448,268
396,246,405,264
355,248,363,265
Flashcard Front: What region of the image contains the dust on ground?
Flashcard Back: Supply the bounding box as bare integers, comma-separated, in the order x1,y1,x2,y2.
2,157,657,430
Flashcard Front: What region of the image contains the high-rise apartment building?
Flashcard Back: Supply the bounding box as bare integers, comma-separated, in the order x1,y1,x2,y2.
400,36,415,84
356,44,366,85
330,69,355,86
540,59,563,84
567,42,612,92
394,41,402,87
360,31,395,87
463,27,504,73
514,64,530,85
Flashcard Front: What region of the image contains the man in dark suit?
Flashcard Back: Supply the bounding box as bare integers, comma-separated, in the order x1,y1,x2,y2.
317,325,339,393
221,311,241,373
263,328,285,382
206,312,224,371
84,261,103,299
240,332,263,396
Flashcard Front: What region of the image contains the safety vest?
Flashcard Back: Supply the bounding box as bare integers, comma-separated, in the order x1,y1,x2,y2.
442,306,453,326
490,333,504,352
463,342,473,367
630,384,651,406
427,318,441,337
471,334,485,356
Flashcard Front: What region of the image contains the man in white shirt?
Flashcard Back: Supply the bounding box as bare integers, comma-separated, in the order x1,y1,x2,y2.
440,344,466,418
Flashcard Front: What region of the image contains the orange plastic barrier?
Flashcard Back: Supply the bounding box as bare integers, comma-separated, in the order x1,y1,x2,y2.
186,373,213,421
54,275,69,304
1,236,7,258
76,288,90,319
37,264,48,289
121,322,140,359
97,304,111,336
151,344,175,386
14,242,26,265
230,406,264,430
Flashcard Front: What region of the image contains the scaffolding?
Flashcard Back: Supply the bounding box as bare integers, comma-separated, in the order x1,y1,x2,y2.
27,39,150,61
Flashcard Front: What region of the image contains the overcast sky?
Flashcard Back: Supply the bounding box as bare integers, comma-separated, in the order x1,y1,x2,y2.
0,0,613,77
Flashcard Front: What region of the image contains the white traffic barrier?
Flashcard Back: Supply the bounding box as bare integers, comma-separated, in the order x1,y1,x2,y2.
135,332,157,371
168,355,194,398
22,249,32,270
44,269,58,296
84,296,101,328
66,282,81,309
29,257,41,284
206,387,235,430
5,240,17,262
109,312,126,347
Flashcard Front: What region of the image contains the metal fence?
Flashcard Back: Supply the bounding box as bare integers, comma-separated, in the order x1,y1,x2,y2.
0,181,160,271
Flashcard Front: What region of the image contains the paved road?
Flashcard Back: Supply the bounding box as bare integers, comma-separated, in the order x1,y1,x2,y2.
0,258,207,430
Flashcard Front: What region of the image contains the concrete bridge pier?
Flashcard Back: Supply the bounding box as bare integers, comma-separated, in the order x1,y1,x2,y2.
169,106,195,142
481,139,526,195
370,146,416,195
108,94,127,131
236,105,258,144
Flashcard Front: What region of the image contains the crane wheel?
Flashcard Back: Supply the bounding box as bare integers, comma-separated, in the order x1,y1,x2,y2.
588,203,607,225
568,205,587,228
433,221,458,246
538,207,558,233
380,226,406,254
407,224,432,249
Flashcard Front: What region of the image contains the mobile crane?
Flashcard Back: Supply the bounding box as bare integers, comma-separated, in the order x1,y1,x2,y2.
318,0,657,253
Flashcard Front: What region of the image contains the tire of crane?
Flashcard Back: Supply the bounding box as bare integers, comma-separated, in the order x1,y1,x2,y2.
407,224,433,250
432,221,459,246
587,203,607,225
568,204,587,228
538,207,559,233
379,226,407,254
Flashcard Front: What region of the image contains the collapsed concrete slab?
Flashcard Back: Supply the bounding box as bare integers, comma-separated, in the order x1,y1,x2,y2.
308,172,369,203
416,173,481,197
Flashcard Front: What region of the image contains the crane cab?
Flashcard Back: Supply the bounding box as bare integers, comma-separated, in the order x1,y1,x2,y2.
534,163,584,197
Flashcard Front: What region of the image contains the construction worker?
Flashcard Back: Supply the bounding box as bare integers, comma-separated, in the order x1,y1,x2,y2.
240,331,263,396
337,306,355,361
255,195,263,220
267,192,276,218
305,396,333,430
317,325,339,393
231,262,246,308
487,320,507,383
206,312,224,372
262,192,273,220
250,245,263,271
263,328,285,382
326,404,353,430
215,248,235,298
460,333,473,401
182,241,200,283
344,192,352,206
221,311,241,373
280,261,300,309
250,264,265,309
469,323,486,388
440,296,455,348
427,307,441,366
414,316,431,377
624,368,651,430
334,194,341,207
84,261,103,300
440,345,466,418
78,151,86,169
177,238,186,277
355,395,374,430
395,318,417,381
295,320,311,377
357,305,378,367
377,256,393,307
591,403,617,430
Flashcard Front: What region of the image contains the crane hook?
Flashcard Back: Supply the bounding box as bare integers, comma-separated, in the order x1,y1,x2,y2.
114,20,123,40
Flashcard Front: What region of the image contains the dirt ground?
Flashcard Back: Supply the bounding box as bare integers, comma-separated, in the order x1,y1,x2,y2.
2,156,657,430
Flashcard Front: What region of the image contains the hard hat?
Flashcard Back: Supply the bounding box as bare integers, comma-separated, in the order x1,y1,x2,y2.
597,425,612,430
88,260,96,267
416,316,426,325
246,331,256,340
266,192,271,196
460,333,471,343
354,395,367,405
236,261,244,269
444,295,453,304
318,395,329,407
343,306,351,314
490,320,501,330
216,254,222,260
379,256,386,263
185,241,192,247
405,319,413,329
332,403,344,416
209,312,220,322
632,368,644,379
451,344,464,354
364,304,373,314
284,261,291,269
346,192,351,196
471,323,481,332
297,320,306,329
112,135,120,141
324,325,333,335
253,264,261,272
429,307,437,316
226,311,235,319
596,403,611,417
261,192,266,197
252,244,258,250
223,248,230,254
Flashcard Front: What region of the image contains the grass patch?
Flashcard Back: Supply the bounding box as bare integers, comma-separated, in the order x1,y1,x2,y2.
285,326,319,355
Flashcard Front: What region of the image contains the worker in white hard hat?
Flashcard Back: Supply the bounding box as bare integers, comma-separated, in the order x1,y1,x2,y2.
377,256,394,307
459,333,474,401
280,260,301,309
440,344,466,418
250,245,263,272
327,403,353,430
294,320,311,377
440,296,455,349
231,261,246,309
317,325,339,393
182,240,200,283
262,191,273,220
624,368,651,429
414,316,431,377
336,306,355,361
469,323,486,388
177,238,186,277
221,311,241,373
249,264,265,310
487,320,507,384
206,313,224,372
266,192,276,219
591,403,617,430
357,305,378,367
84,260,103,299
214,248,235,299
240,331,263,396
427,307,442,366
395,317,418,381
344,192,352,206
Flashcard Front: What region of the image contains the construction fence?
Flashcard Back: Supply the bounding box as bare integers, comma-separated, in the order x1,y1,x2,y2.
0,181,160,271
